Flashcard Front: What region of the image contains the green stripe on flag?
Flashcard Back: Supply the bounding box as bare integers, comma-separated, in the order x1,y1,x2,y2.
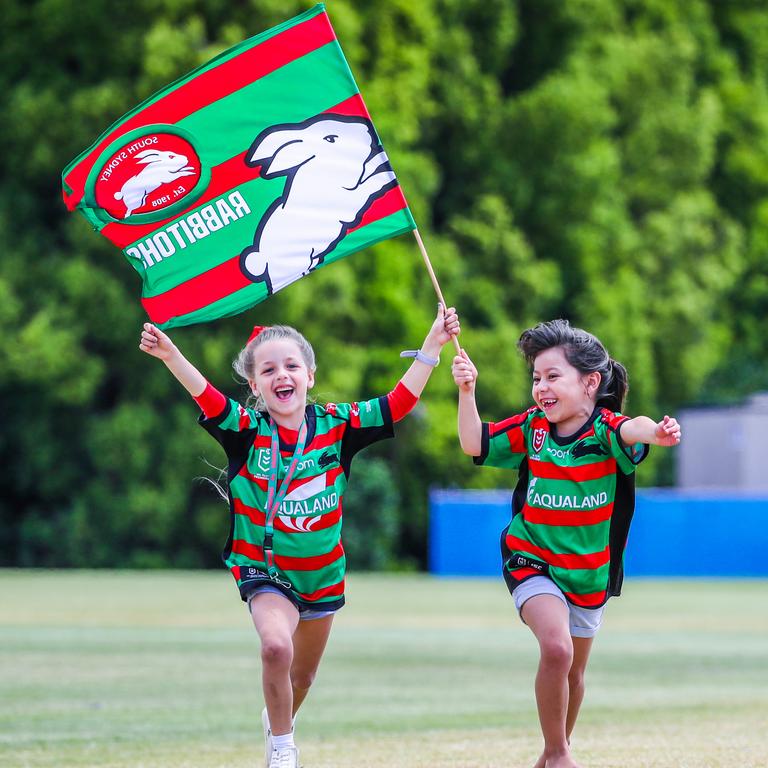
178,43,358,167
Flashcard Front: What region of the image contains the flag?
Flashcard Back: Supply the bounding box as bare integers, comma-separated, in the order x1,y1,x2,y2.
62,3,416,329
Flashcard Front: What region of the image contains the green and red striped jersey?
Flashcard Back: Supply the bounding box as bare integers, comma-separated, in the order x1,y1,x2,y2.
200,395,393,609
61,4,415,329
475,407,648,608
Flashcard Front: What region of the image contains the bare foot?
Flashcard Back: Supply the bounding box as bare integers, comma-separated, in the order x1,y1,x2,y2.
532,752,546,768
544,756,581,768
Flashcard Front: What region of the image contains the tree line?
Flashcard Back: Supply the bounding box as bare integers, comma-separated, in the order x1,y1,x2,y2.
1,0,766,569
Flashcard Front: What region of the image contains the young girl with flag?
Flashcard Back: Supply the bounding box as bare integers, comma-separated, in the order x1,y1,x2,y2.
451,319,680,768
139,304,459,768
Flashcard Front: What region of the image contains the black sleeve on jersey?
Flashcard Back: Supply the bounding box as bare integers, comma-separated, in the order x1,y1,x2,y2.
198,405,260,482
473,422,490,465
614,424,649,467
338,395,395,476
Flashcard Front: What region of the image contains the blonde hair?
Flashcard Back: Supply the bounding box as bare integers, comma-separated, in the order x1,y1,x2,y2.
233,325,316,410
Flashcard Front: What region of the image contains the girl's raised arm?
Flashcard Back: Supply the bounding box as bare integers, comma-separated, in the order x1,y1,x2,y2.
619,414,681,447
397,303,460,398
139,322,207,398
452,349,482,456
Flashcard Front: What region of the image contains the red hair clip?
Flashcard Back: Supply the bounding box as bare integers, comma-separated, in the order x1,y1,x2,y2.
247,325,267,345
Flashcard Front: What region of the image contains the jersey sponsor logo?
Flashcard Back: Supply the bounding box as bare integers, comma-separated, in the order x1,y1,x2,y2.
546,446,570,460
255,449,315,474
532,428,546,453
528,490,609,510
278,492,339,523
277,473,338,524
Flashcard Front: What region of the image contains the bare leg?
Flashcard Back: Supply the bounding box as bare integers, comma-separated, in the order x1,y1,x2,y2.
250,592,300,736
533,635,594,767
521,595,581,768
566,636,594,740
290,614,334,715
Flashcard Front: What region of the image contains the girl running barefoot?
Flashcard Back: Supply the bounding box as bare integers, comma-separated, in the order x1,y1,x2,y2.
140,304,459,768
451,319,680,768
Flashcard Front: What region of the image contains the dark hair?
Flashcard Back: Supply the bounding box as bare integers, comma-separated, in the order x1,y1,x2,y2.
517,319,628,412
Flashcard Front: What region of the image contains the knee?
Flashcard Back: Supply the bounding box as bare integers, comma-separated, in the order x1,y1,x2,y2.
539,636,573,672
261,636,293,669
291,666,317,691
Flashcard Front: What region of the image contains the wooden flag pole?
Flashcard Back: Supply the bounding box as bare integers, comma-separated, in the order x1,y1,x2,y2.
413,229,461,354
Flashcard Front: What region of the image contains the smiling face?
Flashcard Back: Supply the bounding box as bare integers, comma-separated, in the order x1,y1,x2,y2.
532,346,601,437
248,338,315,429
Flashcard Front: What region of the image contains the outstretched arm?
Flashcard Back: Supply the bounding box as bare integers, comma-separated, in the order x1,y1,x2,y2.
451,349,482,456
619,414,681,447
139,323,207,398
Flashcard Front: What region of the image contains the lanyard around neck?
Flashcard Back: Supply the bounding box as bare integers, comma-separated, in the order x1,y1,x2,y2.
263,417,308,576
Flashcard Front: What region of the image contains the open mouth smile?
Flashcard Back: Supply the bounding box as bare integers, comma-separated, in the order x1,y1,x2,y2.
274,386,295,402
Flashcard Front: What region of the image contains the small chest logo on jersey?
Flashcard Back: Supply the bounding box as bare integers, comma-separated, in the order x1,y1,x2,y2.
572,440,607,459
532,428,547,454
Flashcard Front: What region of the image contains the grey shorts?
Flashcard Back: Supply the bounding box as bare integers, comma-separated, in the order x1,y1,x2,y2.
512,576,605,638
245,584,339,622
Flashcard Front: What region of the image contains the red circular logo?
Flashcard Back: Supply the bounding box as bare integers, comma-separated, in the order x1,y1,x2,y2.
94,132,201,220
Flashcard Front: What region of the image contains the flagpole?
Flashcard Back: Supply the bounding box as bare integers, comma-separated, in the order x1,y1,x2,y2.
412,229,462,354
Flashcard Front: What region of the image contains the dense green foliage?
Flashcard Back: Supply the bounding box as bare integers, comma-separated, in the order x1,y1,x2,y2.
1,0,766,568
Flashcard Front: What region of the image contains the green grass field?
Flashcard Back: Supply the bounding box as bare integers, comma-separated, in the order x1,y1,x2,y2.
1,571,766,768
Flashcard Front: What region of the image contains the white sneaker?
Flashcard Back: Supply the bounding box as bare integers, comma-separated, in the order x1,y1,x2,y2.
261,707,272,768
268,746,299,768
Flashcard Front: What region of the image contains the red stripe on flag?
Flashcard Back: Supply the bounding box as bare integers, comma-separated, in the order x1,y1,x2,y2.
296,579,346,601
64,12,336,208
529,458,617,482
523,502,614,527
505,535,610,570
564,589,607,607
142,257,251,324
322,93,369,118
348,186,409,233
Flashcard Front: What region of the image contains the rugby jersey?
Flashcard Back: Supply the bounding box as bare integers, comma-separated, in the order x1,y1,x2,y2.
200,395,394,609
475,406,648,608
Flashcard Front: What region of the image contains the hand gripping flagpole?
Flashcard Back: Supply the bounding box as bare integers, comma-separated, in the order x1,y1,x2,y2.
412,229,462,354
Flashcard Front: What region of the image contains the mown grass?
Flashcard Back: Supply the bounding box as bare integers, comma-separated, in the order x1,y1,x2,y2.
1,570,765,767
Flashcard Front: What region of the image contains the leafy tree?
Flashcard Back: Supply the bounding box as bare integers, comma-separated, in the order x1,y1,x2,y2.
1,0,766,568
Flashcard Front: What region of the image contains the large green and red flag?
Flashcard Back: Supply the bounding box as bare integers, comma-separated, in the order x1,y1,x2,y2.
61,4,416,329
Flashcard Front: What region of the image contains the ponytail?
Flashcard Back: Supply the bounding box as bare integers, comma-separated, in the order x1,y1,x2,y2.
600,358,628,412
